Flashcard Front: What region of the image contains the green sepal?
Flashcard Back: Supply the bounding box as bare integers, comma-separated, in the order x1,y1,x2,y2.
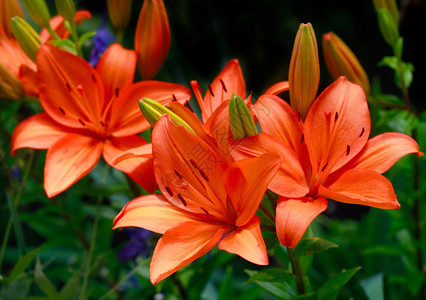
293,237,339,256
229,94,257,140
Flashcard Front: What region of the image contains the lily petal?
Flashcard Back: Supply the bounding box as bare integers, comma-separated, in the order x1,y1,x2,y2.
109,80,190,137
304,77,370,176
103,136,156,193
40,10,92,42
253,94,306,160
11,113,77,155
37,44,105,129
231,133,308,198
264,81,289,95
44,133,103,197
318,169,400,209
344,132,423,174
219,215,268,265
193,59,246,122
18,64,37,96
152,116,229,217
276,197,328,248
113,194,194,234
150,221,227,284
96,43,137,103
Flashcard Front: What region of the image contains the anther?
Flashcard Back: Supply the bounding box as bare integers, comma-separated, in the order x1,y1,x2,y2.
100,121,105,127
172,94,178,102
200,207,209,215
346,145,350,156
199,169,209,182
78,118,86,126
300,134,304,144
207,84,215,97
190,159,200,170
66,83,71,92
165,186,173,197
177,193,187,206
115,88,119,98
58,107,66,115
185,101,194,112
174,169,183,179
334,112,338,122
91,74,97,83
359,127,365,138
321,162,329,172
219,79,227,92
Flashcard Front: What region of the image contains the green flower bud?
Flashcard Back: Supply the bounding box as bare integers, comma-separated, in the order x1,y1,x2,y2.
55,0,76,23
21,0,51,28
0,62,25,100
377,8,399,48
138,97,195,134
10,17,42,62
373,0,399,25
229,94,257,140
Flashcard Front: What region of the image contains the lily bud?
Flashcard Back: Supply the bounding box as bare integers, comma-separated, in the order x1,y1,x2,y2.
229,94,257,140
0,61,25,100
288,23,320,121
0,0,24,38
21,0,51,28
139,97,195,134
107,0,132,30
135,0,171,79
377,8,399,48
55,0,76,23
322,32,370,95
10,17,42,62
373,0,399,25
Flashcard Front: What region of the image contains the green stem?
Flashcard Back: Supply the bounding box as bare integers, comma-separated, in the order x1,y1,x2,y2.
6,191,26,255
259,204,275,224
287,248,306,295
0,219,13,271
46,24,61,41
78,165,109,300
116,29,124,45
69,22,83,58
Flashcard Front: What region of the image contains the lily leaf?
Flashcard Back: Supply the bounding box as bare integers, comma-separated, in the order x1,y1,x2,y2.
293,237,338,256
3,247,41,284
244,268,293,284
318,266,361,300
245,270,296,299
34,256,59,299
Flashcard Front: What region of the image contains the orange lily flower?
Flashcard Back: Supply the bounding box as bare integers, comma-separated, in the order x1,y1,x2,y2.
11,43,190,197
39,10,91,42
113,115,281,284
232,77,423,248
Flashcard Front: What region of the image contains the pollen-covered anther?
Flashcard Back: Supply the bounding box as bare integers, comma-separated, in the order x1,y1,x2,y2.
207,84,215,97
219,79,227,92
165,185,173,197
177,193,187,206
199,169,209,182
190,159,201,170
185,101,194,112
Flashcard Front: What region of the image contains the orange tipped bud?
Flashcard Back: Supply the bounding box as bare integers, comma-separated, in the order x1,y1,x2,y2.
0,0,24,38
135,0,171,79
322,32,370,95
21,0,51,28
373,0,399,25
0,61,25,100
10,17,42,62
288,23,320,121
107,0,132,30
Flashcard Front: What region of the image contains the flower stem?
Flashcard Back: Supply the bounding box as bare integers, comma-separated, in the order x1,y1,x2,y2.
287,247,306,295
69,22,83,58
46,24,62,41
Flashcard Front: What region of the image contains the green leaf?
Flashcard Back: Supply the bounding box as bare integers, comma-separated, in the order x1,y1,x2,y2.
58,273,80,300
244,268,293,284
293,237,338,256
317,266,361,300
360,273,384,300
369,94,404,106
218,266,234,300
78,31,96,49
48,39,77,55
378,56,397,70
294,292,317,299
34,256,59,299
245,270,296,299
4,247,41,284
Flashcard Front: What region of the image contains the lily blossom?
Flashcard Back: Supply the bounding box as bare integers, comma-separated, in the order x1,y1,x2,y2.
232,77,423,248
113,115,281,284
11,43,190,197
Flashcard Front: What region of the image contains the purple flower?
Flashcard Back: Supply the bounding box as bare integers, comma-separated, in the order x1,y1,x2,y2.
89,26,116,66
118,228,152,263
